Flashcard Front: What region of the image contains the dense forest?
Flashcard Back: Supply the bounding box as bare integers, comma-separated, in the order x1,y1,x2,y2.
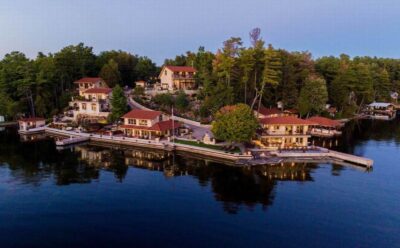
1,28,400,120
0,43,158,120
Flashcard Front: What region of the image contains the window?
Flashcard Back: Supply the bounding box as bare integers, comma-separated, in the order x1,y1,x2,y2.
128,119,136,125
82,103,87,110
91,104,97,111
139,120,147,126
165,70,167,75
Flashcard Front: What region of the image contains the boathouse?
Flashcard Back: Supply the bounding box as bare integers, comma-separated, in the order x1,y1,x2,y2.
364,102,396,120
307,116,342,137
257,116,316,149
18,117,46,132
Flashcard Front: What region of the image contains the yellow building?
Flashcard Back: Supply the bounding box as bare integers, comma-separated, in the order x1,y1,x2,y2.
73,77,107,96
258,116,316,149
120,109,180,139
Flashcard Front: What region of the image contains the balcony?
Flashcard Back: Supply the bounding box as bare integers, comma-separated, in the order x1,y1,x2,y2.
172,75,195,80
261,130,306,136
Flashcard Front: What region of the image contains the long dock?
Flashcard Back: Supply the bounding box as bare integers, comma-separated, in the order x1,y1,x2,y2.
271,148,373,168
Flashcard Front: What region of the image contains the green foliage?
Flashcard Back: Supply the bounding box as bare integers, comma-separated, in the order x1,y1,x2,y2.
100,59,121,87
110,85,128,122
298,75,328,116
175,90,189,112
153,93,174,109
211,104,258,143
133,86,145,97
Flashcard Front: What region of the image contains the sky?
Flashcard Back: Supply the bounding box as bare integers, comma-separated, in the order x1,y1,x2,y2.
1,0,400,65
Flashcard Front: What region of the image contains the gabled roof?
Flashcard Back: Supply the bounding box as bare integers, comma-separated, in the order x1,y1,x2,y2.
259,116,316,125
122,109,163,120
307,116,341,127
258,107,283,116
164,66,197,73
83,87,112,94
74,77,103,84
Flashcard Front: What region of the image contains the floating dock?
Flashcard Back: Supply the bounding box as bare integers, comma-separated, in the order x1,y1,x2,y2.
55,136,89,146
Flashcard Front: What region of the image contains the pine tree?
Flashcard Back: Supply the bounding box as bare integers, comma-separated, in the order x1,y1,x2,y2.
110,85,128,122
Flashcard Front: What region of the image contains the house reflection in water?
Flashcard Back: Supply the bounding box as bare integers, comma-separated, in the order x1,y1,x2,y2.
72,144,316,214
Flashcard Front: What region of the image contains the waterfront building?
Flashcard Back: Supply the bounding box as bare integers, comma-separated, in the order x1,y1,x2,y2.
257,116,315,149
67,87,112,122
73,77,107,96
158,65,197,90
307,116,342,137
120,109,180,139
363,102,396,120
18,117,46,134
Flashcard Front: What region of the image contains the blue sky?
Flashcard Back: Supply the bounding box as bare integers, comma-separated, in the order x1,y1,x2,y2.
1,0,399,64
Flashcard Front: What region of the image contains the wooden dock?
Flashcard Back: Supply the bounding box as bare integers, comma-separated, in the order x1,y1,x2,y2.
271,147,373,168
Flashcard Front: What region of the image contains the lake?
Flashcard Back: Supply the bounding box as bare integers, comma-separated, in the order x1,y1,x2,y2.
0,119,399,248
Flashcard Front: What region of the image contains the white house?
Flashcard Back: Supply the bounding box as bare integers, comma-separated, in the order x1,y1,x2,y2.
68,87,112,122
158,66,197,90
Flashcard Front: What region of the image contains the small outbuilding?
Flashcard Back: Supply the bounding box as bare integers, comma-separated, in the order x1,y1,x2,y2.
307,116,343,137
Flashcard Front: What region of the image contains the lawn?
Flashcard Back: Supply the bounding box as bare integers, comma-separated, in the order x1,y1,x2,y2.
174,139,241,153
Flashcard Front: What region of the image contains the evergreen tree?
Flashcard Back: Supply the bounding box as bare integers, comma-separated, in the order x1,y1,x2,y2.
110,85,128,122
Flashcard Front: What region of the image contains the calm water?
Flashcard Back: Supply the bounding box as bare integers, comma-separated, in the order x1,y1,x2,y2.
0,120,399,248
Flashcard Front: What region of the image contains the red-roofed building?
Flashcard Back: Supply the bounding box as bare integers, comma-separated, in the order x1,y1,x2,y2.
307,116,343,137
257,116,316,149
18,117,46,134
120,110,179,139
74,77,106,95
256,107,284,118
67,86,112,122
158,65,197,90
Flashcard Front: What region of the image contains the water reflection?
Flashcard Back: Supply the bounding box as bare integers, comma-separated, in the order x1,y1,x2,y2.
1,121,386,214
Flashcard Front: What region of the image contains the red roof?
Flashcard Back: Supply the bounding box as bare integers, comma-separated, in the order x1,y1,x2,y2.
259,116,316,125
258,107,283,116
307,116,341,127
19,117,45,122
120,120,180,132
122,110,163,120
165,66,197,73
74,77,103,84
83,87,112,94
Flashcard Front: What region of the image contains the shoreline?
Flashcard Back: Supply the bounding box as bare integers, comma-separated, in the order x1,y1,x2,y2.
43,127,373,168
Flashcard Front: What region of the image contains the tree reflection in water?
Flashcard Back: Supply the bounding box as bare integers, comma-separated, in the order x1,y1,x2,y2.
0,129,318,214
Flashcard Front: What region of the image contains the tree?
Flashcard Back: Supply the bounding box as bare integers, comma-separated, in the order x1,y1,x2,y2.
211,103,258,143
132,86,145,97
298,75,328,117
134,56,158,82
153,93,174,110
110,85,128,122
175,90,189,112
100,59,121,87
